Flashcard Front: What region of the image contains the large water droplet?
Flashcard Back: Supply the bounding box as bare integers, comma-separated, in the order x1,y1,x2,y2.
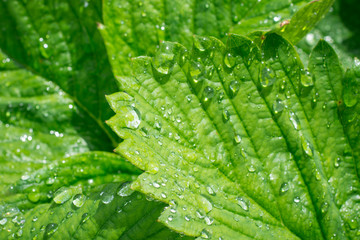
117,182,134,197
194,37,207,52
203,86,215,103
224,53,236,68
205,216,214,225
222,110,230,122
81,213,90,224
236,197,249,211
0,218,7,225
279,182,289,195
234,134,242,144
196,195,213,213
201,229,212,239
45,223,58,236
289,111,301,130
261,66,276,87
301,135,313,157
124,107,141,129
53,187,72,204
27,192,41,203
206,186,216,196
273,99,284,114
72,194,86,208
300,69,314,87
229,80,240,98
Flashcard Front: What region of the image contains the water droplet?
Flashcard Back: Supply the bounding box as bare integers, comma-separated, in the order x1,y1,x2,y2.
124,107,141,129
161,193,167,199
348,219,358,230
234,134,242,144
279,182,289,195
301,135,313,157
27,192,41,203
32,216,38,222
224,53,236,68
334,157,341,168
72,194,86,208
294,197,300,203
205,216,214,225
45,223,58,236
196,195,213,213
203,86,215,103
201,229,212,239
236,197,249,211
117,182,134,197
81,213,90,224
167,215,173,222
289,111,301,130
53,187,72,204
261,66,276,87
206,186,216,195
0,218,7,225
273,99,284,114
45,177,55,185
186,95,193,102
300,69,314,87
194,37,207,52
100,192,114,204
247,165,256,173
314,169,321,181
222,110,230,122
229,80,240,98
152,182,160,188
321,202,329,214
184,215,191,221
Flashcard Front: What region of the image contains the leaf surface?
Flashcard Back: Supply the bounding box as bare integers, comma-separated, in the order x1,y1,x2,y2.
0,182,190,240
107,34,360,239
0,0,118,150
101,0,333,77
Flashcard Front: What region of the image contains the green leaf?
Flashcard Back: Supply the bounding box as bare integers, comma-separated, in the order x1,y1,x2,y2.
0,182,191,240
1,151,141,210
100,0,333,77
107,34,360,239
296,0,360,68
0,0,119,150
0,52,89,194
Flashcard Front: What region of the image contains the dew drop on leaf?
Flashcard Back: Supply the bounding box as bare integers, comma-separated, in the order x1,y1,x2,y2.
117,182,134,197
273,99,284,114
261,66,276,87
72,194,86,208
45,223,58,236
203,86,215,103
201,229,211,239
279,182,289,195
53,187,72,204
196,195,213,213
222,109,230,122
229,80,240,98
124,107,141,129
224,53,236,68
81,213,90,224
27,192,41,203
236,197,249,211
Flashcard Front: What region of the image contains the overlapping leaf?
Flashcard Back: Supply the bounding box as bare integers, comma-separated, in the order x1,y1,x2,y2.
107,33,360,239
0,0,118,149
100,0,333,77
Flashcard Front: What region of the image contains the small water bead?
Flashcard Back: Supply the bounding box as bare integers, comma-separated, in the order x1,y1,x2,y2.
72,194,86,208
152,182,160,188
247,165,256,173
294,197,300,203
194,37,207,52
279,182,289,195
167,215,173,222
300,69,314,87
184,215,191,221
314,169,321,181
321,202,329,214
196,195,213,213
45,223,58,236
229,80,240,98
334,157,341,168
301,136,313,157
27,192,41,203
32,216,38,222
161,193,167,199
289,111,301,130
